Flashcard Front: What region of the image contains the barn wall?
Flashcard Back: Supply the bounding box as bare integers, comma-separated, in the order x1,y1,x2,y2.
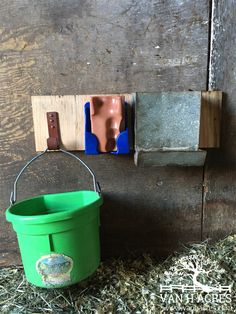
0,0,210,265
203,0,236,240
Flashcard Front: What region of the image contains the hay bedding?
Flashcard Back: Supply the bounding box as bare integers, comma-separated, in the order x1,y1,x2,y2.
0,235,235,314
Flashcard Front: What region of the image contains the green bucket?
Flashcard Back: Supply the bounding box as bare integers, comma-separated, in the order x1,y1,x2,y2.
6,149,103,288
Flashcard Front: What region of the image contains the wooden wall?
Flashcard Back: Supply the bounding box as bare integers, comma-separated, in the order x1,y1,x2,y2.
1,0,230,266
203,0,236,240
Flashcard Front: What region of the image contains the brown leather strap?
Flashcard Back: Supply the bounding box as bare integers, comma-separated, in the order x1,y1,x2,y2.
46,112,60,150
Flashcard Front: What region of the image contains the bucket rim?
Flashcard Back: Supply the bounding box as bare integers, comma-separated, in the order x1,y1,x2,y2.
5,190,103,225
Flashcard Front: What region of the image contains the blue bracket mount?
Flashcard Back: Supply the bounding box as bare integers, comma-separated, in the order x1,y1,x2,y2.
84,102,130,155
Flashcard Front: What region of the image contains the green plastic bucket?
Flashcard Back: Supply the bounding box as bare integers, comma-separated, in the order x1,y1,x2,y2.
6,149,103,288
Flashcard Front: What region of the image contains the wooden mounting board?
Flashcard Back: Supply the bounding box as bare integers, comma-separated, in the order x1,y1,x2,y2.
199,91,222,148
32,91,221,152
32,94,134,151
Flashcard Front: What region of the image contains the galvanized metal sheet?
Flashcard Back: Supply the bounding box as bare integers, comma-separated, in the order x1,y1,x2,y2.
135,92,204,166
135,150,207,167
135,92,202,151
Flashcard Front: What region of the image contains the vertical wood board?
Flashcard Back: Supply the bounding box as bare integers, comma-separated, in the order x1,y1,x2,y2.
199,91,222,149
203,0,236,240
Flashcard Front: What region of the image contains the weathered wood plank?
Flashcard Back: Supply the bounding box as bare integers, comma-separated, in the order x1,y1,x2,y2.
203,0,236,240
199,91,222,149
0,0,209,265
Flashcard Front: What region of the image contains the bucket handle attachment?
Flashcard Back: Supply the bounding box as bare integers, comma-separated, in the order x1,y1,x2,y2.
10,149,101,206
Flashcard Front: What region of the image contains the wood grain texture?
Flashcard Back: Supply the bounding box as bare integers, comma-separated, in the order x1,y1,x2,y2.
202,0,236,240
199,91,222,148
0,0,209,265
32,96,84,151
32,94,134,151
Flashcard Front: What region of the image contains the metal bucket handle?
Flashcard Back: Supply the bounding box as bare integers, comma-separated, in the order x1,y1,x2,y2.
10,149,101,206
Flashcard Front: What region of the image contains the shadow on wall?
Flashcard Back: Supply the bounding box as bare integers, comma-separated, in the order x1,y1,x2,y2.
100,191,200,260
202,92,236,240
207,93,236,166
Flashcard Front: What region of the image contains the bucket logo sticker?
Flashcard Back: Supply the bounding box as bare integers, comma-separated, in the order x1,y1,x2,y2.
36,254,73,286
